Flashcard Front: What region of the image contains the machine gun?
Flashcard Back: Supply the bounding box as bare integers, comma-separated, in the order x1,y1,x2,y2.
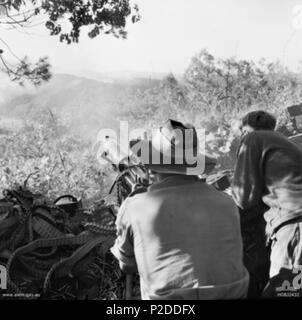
97,136,230,200
109,160,151,207
97,136,152,206
96,136,152,299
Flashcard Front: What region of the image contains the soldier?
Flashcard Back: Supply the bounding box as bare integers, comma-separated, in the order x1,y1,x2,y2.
111,119,249,300
232,110,302,298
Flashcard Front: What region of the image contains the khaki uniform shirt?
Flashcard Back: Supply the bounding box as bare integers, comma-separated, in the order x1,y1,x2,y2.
111,175,249,299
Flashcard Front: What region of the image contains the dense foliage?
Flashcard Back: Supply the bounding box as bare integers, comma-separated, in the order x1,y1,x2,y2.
1,0,140,42
117,49,301,170
0,110,113,201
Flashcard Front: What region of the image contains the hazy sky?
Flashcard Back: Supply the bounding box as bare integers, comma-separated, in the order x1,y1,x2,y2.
2,0,302,76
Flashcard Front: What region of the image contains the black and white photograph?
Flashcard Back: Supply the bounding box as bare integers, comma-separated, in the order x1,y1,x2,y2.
0,0,302,306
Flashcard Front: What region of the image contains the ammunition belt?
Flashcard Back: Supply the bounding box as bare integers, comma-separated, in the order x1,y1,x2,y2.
0,187,118,298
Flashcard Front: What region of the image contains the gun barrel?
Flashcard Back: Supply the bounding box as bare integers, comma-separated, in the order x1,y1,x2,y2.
124,172,137,190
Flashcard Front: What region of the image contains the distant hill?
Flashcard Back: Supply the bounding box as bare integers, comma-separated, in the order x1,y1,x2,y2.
0,73,161,140
76,70,181,83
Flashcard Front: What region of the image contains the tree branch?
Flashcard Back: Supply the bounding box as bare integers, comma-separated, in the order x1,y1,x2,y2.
0,36,22,61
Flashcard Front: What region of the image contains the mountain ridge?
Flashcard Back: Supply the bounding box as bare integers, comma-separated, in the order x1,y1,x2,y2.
0,72,162,140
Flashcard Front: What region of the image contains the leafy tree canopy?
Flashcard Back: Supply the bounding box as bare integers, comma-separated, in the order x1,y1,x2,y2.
118,49,302,169
0,0,140,85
